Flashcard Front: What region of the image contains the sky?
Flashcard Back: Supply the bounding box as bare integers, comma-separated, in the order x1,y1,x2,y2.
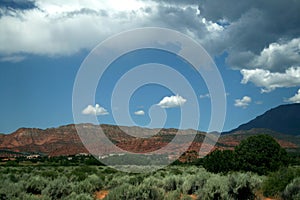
0,0,300,134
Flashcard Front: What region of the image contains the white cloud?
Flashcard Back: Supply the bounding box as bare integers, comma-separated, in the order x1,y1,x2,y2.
157,94,186,108
82,104,109,115
0,55,26,63
241,67,300,93
200,92,229,99
134,110,145,115
255,101,263,105
285,89,300,103
0,0,153,56
1,0,299,95
234,96,251,108
249,38,300,71
0,0,207,56
199,93,210,99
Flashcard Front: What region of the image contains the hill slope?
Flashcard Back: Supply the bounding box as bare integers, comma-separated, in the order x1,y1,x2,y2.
0,124,214,157
1,124,299,158
228,103,300,136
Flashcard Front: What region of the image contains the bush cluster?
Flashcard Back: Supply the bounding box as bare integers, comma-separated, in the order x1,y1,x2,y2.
0,166,104,199
102,166,264,200
262,166,300,199
0,161,298,199
203,134,289,175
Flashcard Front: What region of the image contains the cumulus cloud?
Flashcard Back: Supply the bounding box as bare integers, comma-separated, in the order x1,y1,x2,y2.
234,96,251,108
157,95,186,108
1,0,300,95
198,0,300,77
0,55,26,63
134,110,145,115
249,38,300,72
199,93,210,99
285,89,300,103
0,0,206,56
241,67,300,93
82,104,109,115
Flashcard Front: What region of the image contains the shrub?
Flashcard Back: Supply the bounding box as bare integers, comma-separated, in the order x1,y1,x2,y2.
107,174,132,188
164,190,181,200
182,173,210,195
104,183,135,200
282,177,300,200
142,176,164,189
71,173,103,194
73,179,95,194
197,174,231,200
26,175,48,195
162,175,183,192
262,166,300,197
136,184,165,200
128,174,145,186
181,195,193,200
8,173,19,183
40,169,59,179
105,183,164,200
64,192,94,200
228,172,263,200
5,160,19,166
42,176,72,199
86,174,103,190
18,193,51,200
0,180,25,200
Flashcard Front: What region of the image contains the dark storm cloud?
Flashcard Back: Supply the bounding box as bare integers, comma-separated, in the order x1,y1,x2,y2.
1,0,298,75
199,0,300,29
152,5,207,35
146,0,200,5
0,0,37,11
199,0,300,71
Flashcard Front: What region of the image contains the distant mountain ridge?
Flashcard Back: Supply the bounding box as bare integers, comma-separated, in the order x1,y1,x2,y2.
1,103,300,157
228,103,300,136
0,125,299,158
0,124,215,157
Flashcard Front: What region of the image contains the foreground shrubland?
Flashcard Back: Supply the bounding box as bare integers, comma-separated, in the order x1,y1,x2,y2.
0,165,300,199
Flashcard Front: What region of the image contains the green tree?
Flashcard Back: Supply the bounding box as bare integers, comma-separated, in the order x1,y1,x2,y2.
203,149,236,173
235,134,288,175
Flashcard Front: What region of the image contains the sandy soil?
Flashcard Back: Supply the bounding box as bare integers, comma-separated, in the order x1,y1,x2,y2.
95,190,109,199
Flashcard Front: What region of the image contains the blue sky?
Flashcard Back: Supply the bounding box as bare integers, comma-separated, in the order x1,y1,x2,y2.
0,0,300,134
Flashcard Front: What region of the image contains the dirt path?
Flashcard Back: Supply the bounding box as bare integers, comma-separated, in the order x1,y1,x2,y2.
256,191,279,200
94,190,277,200
95,191,197,200
95,190,109,200
189,194,197,200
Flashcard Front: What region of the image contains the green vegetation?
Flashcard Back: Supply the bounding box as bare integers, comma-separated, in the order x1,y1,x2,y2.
262,166,300,199
0,163,299,199
203,134,289,175
0,134,299,199
0,154,105,167
235,134,288,175
203,150,236,173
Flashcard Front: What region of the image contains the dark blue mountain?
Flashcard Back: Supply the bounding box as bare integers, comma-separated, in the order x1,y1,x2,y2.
228,103,300,136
